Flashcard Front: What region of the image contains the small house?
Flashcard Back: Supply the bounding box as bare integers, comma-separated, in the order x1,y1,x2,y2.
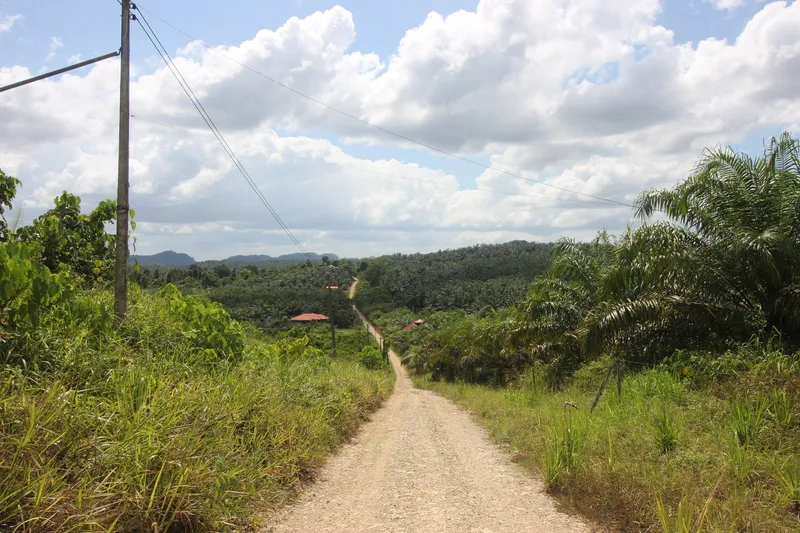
403,319,425,331
290,313,330,323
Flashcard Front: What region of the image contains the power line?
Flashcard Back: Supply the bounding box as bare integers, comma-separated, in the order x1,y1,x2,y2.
129,113,622,208
132,3,634,209
133,7,314,260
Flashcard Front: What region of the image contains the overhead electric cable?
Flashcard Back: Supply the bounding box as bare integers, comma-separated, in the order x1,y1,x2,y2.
130,114,621,208
132,2,634,208
133,7,313,259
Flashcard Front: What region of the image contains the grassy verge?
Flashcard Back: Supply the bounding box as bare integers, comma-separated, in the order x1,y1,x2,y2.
414,359,800,532
1,289,393,532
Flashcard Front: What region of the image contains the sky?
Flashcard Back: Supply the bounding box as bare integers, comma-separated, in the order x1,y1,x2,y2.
0,0,798,260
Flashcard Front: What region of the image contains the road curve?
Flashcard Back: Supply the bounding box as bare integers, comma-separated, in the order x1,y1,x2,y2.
262,280,592,533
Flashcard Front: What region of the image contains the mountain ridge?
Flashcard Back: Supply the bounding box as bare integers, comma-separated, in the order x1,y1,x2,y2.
131,251,339,266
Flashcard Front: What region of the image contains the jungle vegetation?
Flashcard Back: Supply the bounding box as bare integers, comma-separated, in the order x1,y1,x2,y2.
0,169,392,531
357,134,800,531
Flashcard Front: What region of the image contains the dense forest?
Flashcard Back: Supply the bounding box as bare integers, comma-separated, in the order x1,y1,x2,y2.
356,134,800,531
0,169,391,530
134,258,359,328
354,241,552,315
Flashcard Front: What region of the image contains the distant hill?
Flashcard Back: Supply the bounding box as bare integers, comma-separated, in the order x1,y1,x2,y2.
131,251,196,266
226,253,339,262
131,251,339,267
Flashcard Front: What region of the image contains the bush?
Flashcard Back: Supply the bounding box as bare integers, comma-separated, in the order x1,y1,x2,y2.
358,345,385,370
0,289,394,531
159,284,245,362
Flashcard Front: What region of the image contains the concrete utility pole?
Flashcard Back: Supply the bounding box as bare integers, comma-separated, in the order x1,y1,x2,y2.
114,0,131,321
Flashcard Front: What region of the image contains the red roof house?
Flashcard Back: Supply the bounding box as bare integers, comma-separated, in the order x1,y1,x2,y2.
403,319,425,331
291,313,330,322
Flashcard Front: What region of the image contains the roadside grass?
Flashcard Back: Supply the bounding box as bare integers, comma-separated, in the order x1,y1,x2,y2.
1,291,394,532
414,362,800,532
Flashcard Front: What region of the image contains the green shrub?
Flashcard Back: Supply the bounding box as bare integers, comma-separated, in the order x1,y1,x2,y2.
0,242,70,343
159,284,244,362
358,345,385,370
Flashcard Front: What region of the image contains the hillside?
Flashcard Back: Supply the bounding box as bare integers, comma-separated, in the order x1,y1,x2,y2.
355,240,553,316
131,251,340,267
130,250,196,266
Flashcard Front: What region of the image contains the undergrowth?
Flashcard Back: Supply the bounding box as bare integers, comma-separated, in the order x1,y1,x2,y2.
1,285,393,532
414,351,800,532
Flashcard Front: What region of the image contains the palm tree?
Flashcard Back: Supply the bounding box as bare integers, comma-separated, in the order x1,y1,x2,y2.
593,132,800,350
509,233,615,382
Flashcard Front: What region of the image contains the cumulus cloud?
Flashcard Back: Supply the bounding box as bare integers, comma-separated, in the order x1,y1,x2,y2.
1,0,799,259
0,13,21,32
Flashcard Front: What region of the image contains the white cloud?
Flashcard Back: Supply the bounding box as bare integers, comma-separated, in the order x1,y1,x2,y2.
46,36,63,61
704,0,746,11
1,0,799,259
68,54,82,63
0,13,21,32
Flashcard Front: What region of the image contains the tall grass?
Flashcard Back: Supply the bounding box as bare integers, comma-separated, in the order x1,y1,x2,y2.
729,397,768,447
652,408,680,454
0,290,393,532
778,461,800,513
542,415,583,487
415,358,800,532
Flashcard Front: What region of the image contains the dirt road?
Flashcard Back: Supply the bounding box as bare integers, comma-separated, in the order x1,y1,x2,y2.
263,281,591,533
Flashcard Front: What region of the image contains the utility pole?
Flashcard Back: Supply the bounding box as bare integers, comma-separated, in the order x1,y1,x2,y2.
114,0,131,321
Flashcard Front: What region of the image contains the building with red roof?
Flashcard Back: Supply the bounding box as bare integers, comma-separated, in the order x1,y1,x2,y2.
290,313,330,322
403,319,425,331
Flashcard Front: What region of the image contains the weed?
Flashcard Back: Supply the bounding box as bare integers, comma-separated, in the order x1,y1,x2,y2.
727,438,751,483
729,397,768,447
655,491,713,533
769,390,795,429
653,408,680,454
777,460,800,513
605,430,614,471
542,417,582,487
656,495,694,533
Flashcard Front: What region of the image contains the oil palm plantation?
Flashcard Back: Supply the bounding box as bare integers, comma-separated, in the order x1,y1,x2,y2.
583,133,800,357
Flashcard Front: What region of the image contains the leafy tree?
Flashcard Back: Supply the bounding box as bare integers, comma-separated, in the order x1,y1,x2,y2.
0,168,21,243
16,192,117,282
214,263,232,278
